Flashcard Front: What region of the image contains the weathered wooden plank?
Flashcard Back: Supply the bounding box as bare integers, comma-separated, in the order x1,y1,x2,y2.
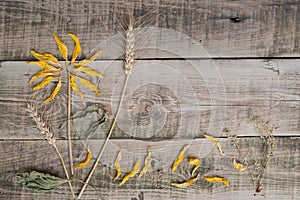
2,0,300,60
0,137,299,199
0,60,299,140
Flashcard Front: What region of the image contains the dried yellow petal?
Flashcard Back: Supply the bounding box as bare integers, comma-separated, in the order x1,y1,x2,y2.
114,150,122,181
27,61,61,71
76,75,98,96
204,134,225,156
73,51,102,67
120,160,140,186
139,148,152,178
233,157,247,172
74,66,103,78
30,50,58,64
171,174,200,188
45,79,62,103
33,76,55,91
69,34,81,63
53,33,68,61
188,157,200,176
69,74,83,99
74,148,92,169
203,176,229,187
172,145,189,172
29,69,61,84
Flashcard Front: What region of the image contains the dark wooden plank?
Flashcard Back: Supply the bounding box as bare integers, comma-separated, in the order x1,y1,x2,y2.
0,137,299,199
2,0,300,60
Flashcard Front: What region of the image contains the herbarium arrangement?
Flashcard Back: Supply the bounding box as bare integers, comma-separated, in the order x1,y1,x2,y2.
17,13,275,199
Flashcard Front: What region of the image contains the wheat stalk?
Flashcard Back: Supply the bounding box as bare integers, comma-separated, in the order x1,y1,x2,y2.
26,103,75,199
78,15,136,199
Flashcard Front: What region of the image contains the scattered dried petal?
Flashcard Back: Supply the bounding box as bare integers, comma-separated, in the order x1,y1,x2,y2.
120,160,140,186
17,171,68,194
172,145,189,172
233,157,247,172
188,157,200,176
30,50,59,64
203,176,230,187
33,76,55,91
76,75,99,96
74,148,92,169
27,61,61,71
171,174,200,188
139,148,152,178
69,74,83,98
53,33,68,61
73,51,102,67
204,134,225,156
114,150,122,181
45,79,62,103
74,66,103,78
69,34,81,63
29,69,61,84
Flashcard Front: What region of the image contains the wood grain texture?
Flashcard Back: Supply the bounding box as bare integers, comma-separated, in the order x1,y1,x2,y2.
0,60,299,140
2,0,300,60
0,137,299,199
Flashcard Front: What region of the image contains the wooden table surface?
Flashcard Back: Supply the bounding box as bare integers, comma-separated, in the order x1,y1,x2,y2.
0,1,299,199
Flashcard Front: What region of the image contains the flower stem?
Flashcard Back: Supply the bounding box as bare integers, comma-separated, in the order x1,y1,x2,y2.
78,74,130,199
67,72,74,176
53,144,75,199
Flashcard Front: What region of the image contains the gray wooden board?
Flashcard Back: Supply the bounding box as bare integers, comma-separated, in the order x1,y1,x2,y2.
0,60,299,140
2,0,300,59
0,137,299,199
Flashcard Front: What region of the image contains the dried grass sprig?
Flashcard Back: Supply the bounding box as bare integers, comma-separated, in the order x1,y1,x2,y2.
78,13,136,199
26,102,75,199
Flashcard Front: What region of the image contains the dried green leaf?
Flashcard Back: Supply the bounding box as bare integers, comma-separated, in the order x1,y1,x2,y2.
120,160,140,185
33,76,55,91
76,75,99,96
139,148,152,178
69,33,81,63
204,134,225,156
188,157,200,176
172,145,189,172
171,174,200,188
69,74,83,98
17,171,68,194
44,79,62,103
74,66,103,78
53,33,68,61
203,176,230,187
114,150,122,181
